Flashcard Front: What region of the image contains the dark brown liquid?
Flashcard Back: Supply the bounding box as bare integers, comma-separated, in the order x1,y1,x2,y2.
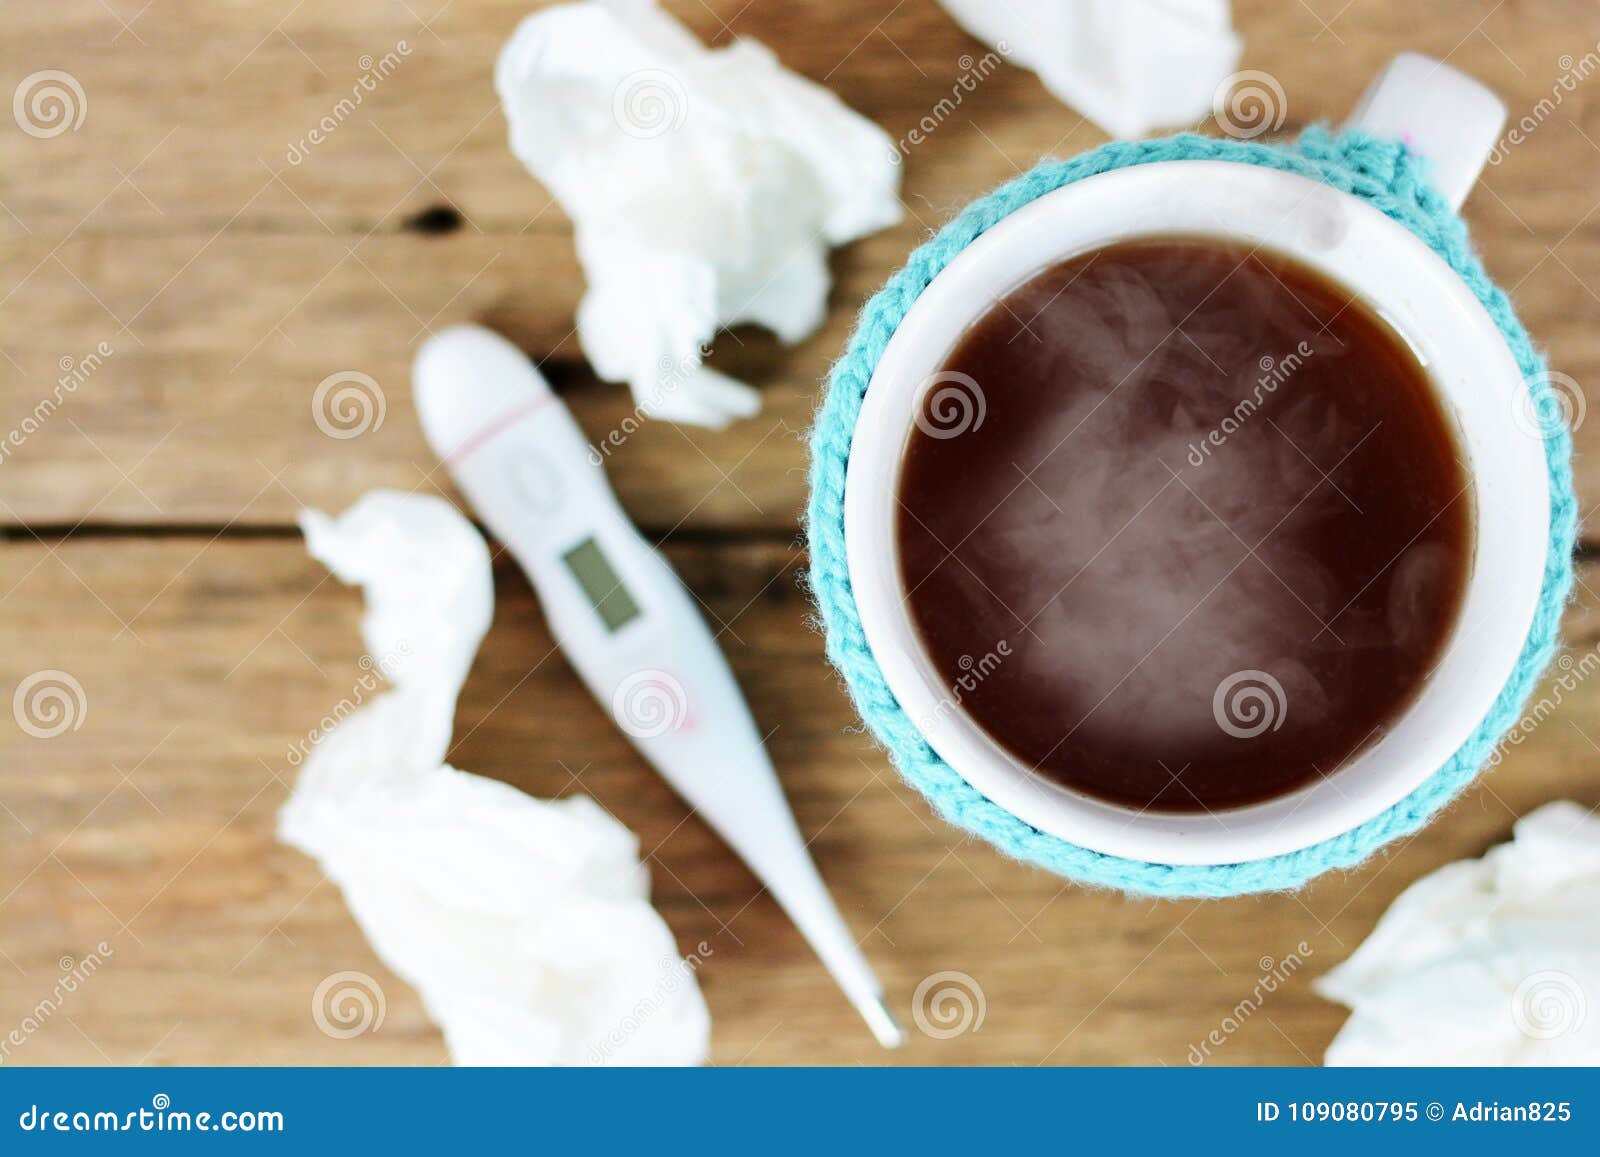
896,238,1473,813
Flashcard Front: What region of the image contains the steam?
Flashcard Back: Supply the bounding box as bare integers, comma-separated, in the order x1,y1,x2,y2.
918,246,1366,750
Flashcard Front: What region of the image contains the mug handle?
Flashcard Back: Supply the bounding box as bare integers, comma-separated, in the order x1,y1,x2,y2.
1345,52,1508,212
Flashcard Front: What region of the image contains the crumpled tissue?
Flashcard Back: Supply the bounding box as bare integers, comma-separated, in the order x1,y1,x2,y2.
935,0,1242,139
495,0,903,427
1317,801,1600,1065
280,489,710,1066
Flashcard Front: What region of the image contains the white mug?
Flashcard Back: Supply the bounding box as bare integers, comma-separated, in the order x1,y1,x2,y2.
844,55,1551,867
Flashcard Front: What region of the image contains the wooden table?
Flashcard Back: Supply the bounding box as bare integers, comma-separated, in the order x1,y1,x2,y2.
3,0,1598,1067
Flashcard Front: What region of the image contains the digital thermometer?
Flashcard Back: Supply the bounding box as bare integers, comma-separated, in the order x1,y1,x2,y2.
414,324,904,1049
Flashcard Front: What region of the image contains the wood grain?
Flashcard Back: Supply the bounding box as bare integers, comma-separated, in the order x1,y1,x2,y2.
3,0,1600,533
2,0,1599,1067
2,536,1598,1065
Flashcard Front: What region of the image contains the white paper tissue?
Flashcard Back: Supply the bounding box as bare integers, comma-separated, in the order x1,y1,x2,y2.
280,490,710,1066
495,0,903,428
936,0,1241,139
1317,801,1600,1065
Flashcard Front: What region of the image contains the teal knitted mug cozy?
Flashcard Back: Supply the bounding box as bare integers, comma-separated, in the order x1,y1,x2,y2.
805,126,1577,899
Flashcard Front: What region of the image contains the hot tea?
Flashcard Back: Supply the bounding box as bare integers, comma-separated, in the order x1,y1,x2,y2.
896,237,1474,813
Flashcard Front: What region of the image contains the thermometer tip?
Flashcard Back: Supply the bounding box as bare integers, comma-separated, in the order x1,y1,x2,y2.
859,993,908,1050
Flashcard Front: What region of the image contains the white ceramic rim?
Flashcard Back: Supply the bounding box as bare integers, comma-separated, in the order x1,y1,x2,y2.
843,160,1551,866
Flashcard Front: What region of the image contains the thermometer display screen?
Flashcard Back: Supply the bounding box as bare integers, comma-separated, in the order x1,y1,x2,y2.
561,537,641,632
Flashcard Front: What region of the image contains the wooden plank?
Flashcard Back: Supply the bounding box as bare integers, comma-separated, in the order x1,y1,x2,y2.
0,230,892,532
2,1,1591,235
2,534,1596,1065
2,225,1597,532
3,1,1600,534
4,0,1600,1073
